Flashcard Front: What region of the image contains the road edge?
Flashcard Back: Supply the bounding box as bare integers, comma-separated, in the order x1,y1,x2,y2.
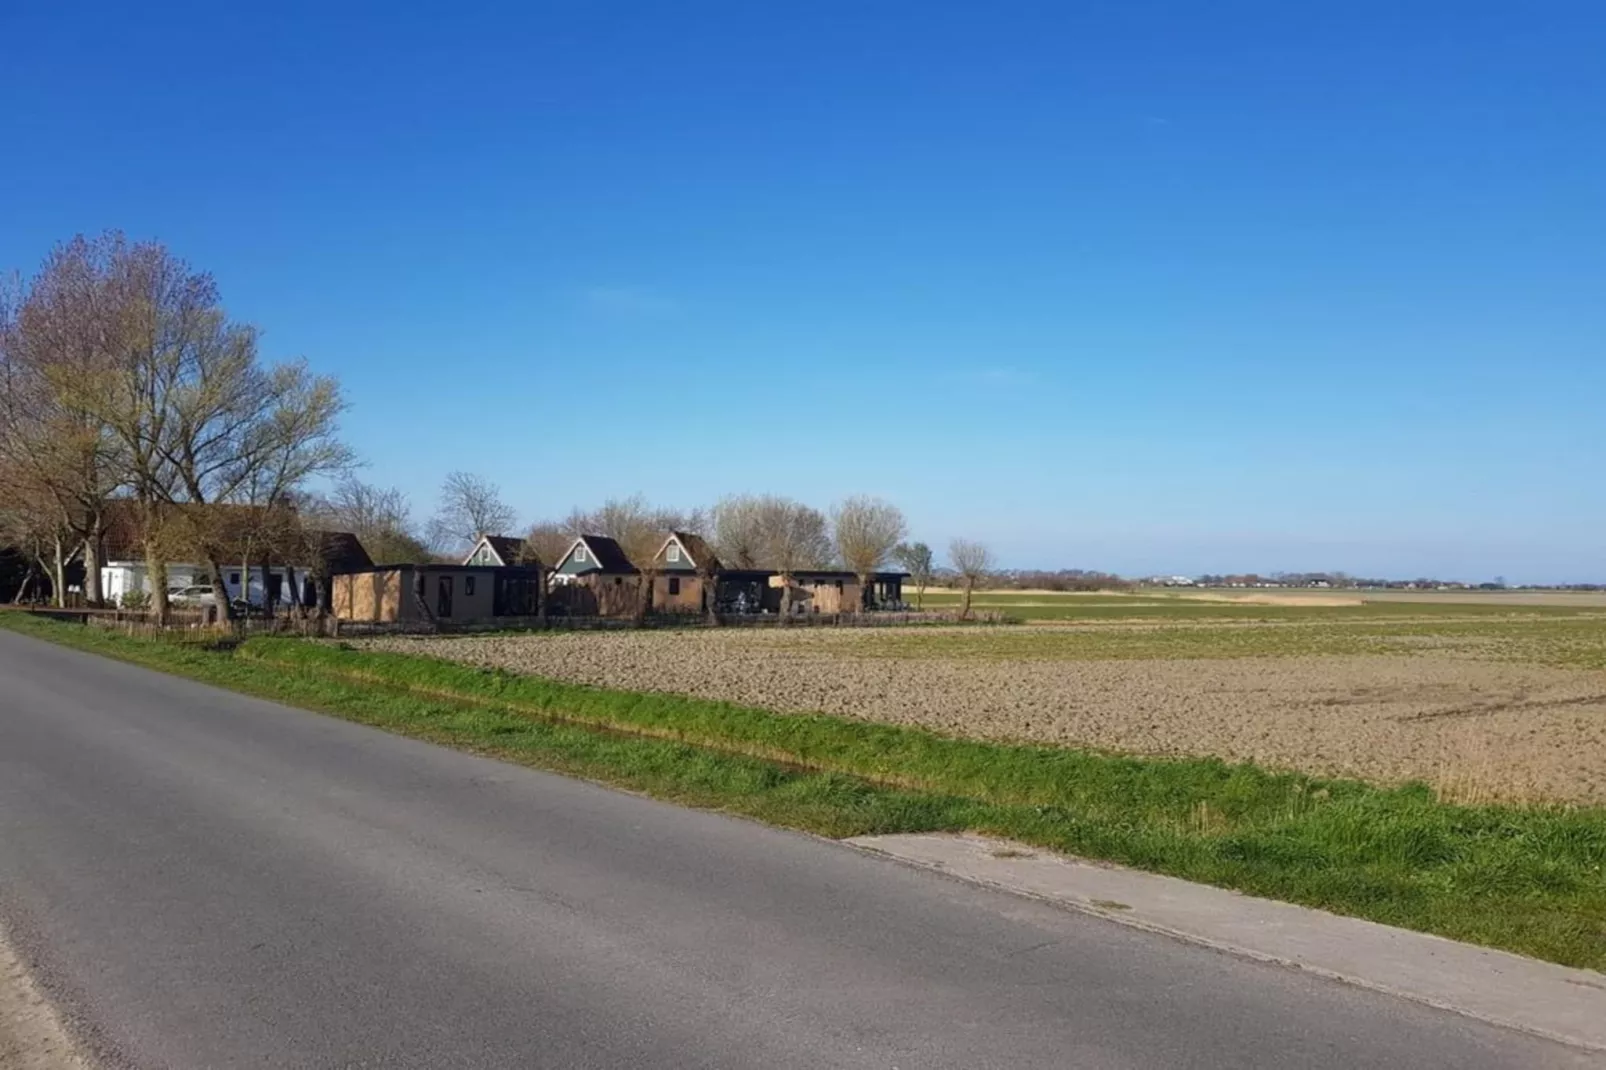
846,832,1606,1057
0,919,92,1070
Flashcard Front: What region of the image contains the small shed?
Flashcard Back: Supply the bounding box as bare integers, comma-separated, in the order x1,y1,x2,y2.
650,531,722,615
548,535,641,618
773,571,861,614
770,570,911,613
333,564,541,624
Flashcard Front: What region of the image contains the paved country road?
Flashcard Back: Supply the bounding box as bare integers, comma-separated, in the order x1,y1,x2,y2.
0,630,1595,1069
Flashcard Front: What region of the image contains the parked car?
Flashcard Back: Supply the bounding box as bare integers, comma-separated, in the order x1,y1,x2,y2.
166,585,251,614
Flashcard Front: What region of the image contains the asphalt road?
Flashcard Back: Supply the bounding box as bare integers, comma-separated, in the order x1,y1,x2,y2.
0,628,1594,1069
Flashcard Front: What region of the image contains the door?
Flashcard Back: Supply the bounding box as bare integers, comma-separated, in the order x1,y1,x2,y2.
437,575,454,618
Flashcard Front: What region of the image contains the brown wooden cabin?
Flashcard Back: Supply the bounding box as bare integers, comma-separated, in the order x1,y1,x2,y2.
332,564,541,624
547,535,641,617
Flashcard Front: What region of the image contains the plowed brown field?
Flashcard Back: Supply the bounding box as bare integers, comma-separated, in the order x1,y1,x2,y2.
353,621,1606,803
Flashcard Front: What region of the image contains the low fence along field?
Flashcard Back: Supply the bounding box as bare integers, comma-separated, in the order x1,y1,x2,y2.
354,592,1606,805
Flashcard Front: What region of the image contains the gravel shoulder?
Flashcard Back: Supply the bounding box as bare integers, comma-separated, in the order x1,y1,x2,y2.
0,924,89,1070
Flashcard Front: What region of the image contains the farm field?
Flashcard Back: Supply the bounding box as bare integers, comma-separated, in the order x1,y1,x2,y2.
912,587,1606,620
355,606,1606,804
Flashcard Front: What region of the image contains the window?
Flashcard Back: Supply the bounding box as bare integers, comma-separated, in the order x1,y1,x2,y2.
668,577,681,596
666,543,681,563
574,546,588,564
465,575,476,596
229,572,241,585
614,576,622,586
437,575,454,618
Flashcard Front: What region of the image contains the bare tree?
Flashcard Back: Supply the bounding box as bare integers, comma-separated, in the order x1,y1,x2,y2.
311,478,428,564
519,520,573,623
892,541,934,608
0,241,127,605
426,471,516,554
832,496,907,609
0,468,73,604
712,494,831,618
520,520,574,568
584,495,663,564
69,236,352,622
710,494,767,569
948,538,994,620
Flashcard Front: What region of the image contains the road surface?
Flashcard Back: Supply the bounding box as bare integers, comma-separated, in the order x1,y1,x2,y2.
0,628,1593,1068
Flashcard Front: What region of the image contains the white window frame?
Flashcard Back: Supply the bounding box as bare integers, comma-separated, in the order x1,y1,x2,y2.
574,545,588,564
666,542,680,563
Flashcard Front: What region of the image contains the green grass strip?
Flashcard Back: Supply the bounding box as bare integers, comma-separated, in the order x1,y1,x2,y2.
5,612,1604,972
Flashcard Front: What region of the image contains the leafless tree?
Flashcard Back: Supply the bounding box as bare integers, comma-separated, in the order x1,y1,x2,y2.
68,236,352,622
832,496,907,609
948,537,994,620
310,478,428,564
426,471,516,554
710,494,830,618
0,471,71,604
710,494,767,569
892,541,934,608
520,520,574,568
0,241,127,605
518,520,573,622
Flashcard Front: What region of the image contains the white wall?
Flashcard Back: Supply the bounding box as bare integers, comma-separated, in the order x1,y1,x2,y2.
101,562,309,606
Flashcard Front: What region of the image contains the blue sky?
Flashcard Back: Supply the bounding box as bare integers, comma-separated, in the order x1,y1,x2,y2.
3,2,1602,582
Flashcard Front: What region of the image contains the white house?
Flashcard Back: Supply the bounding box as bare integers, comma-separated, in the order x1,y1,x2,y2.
100,561,312,607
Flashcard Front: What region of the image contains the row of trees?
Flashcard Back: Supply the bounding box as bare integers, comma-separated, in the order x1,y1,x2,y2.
0,233,350,620
1,232,998,620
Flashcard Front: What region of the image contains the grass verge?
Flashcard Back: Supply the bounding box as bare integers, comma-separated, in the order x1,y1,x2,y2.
4,612,1604,972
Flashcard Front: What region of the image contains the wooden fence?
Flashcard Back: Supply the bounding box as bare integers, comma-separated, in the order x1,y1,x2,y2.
5,605,336,639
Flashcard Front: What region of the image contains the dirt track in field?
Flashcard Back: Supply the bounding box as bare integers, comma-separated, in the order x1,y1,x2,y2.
354,628,1606,803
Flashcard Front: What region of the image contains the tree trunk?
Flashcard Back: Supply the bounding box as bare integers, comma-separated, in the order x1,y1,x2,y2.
206,556,237,622
702,571,722,626
961,577,974,620
259,559,273,618
284,563,304,618
635,569,654,626
777,573,792,624
145,537,170,625
51,535,67,608
84,516,104,606
537,569,549,624
857,570,872,612
16,565,37,604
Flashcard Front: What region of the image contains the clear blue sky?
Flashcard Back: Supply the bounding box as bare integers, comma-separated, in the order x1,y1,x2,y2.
3,2,1601,582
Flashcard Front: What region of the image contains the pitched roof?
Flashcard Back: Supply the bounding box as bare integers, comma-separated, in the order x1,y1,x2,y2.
573,534,639,574
465,533,529,567
316,531,374,574
660,531,722,572
97,499,371,572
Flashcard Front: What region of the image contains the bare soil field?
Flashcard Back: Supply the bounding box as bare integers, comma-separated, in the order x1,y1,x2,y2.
354,620,1606,804
1355,590,1606,607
